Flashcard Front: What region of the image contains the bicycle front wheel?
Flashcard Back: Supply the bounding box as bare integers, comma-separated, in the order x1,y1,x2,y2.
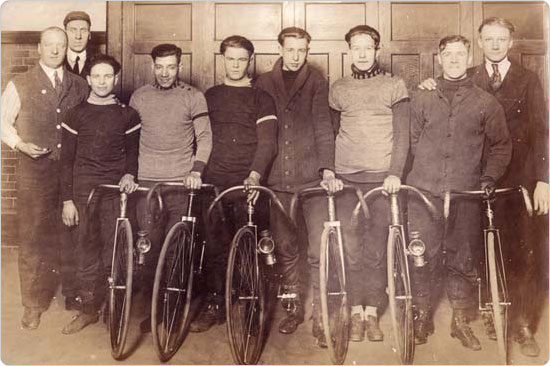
319,227,349,365
151,222,195,362
387,227,414,364
226,227,265,365
109,219,134,360
487,231,508,364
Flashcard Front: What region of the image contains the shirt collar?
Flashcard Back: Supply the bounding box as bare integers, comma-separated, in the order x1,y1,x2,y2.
39,61,64,85
484,57,511,78
67,49,87,64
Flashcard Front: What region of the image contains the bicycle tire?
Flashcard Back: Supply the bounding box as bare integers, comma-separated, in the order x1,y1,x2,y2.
151,222,195,362
225,227,265,365
387,227,414,364
487,231,507,364
319,227,349,365
109,219,134,360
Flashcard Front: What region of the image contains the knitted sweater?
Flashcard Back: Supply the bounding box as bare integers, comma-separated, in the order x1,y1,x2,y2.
129,82,212,181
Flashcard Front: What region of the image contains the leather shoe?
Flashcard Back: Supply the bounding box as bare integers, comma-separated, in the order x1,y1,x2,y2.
21,308,42,330
450,309,481,351
515,326,540,357
62,312,99,334
278,300,304,334
365,315,384,342
413,308,433,345
349,313,365,342
189,301,224,333
65,296,81,311
481,312,497,340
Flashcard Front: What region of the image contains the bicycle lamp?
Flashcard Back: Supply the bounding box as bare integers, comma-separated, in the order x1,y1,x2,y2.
136,230,152,265
258,230,276,266
408,231,426,267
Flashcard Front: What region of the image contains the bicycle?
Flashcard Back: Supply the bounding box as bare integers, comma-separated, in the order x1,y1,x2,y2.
205,185,291,365
443,186,533,365
289,185,369,365
85,184,162,360
145,182,219,362
350,185,437,365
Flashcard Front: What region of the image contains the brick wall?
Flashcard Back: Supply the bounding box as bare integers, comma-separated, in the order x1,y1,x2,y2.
1,32,105,246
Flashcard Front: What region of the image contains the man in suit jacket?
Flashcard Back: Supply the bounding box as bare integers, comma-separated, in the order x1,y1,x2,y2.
0,27,89,330
63,11,93,78
418,17,548,357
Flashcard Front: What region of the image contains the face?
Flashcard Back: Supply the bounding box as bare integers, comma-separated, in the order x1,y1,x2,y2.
437,41,472,80
65,20,91,53
87,63,118,97
223,46,252,81
349,33,378,71
478,24,513,63
153,55,180,88
37,30,67,68
280,37,309,71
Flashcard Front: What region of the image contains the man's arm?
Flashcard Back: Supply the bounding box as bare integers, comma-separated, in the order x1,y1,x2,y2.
311,78,335,174
1,81,22,149
250,91,278,179
60,111,79,227
481,100,512,184
409,93,425,157
190,91,212,174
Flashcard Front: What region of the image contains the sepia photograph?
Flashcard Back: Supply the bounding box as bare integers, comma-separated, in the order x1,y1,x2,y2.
0,0,548,365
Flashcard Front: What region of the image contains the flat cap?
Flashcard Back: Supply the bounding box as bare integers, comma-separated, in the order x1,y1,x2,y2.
63,11,91,27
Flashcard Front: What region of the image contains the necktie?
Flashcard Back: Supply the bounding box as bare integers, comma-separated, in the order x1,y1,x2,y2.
490,63,502,91
73,56,80,74
54,71,63,95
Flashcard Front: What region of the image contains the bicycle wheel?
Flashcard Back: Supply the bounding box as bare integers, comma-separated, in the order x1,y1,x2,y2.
109,219,134,360
387,227,414,364
487,231,508,364
319,227,349,365
151,222,195,362
226,227,265,365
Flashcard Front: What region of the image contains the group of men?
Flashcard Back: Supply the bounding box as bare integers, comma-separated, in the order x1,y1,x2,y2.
1,9,548,360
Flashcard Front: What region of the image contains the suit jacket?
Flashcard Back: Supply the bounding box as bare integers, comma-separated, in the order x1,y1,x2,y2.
468,62,548,185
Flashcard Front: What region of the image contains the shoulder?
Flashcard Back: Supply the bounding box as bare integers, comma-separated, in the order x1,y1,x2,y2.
177,81,205,97
67,71,88,88
467,64,484,77
255,71,274,85
205,84,222,98
131,84,152,98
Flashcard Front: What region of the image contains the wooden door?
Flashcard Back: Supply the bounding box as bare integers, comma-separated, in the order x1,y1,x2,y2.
107,1,548,98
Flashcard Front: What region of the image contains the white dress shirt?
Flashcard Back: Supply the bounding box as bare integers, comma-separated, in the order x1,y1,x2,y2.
67,49,86,73
1,62,63,149
484,57,511,80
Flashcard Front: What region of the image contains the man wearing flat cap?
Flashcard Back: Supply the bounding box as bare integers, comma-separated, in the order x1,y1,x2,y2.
63,11,93,78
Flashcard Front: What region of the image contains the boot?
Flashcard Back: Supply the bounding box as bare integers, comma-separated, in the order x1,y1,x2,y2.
278,291,304,334
189,294,224,333
413,306,433,345
311,303,327,348
515,326,540,357
481,312,497,340
62,311,100,334
450,309,481,350
365,315,384,342
21,308,42,330
349,313,365,342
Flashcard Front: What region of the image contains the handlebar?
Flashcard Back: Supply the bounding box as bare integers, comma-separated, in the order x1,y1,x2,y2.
86,184,162,210
289,185,370,225
206,185,292,227
145,182,219,212
443,186,533,220
351,185,438,222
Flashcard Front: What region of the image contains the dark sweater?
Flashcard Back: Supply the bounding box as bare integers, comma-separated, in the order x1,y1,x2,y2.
61,101,141,203
203,84,278,187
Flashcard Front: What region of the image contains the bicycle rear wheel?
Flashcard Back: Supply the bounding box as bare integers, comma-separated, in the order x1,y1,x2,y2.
109,219,134,360
487,231,508,364
226,227,265,365
387,227,414,364
319,227,349,365
151,222,195,362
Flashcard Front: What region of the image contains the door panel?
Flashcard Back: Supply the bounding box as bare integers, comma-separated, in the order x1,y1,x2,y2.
108,1,547,97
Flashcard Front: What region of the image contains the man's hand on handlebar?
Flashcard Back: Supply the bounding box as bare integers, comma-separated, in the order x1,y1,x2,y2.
320,169,344,194
119,174,139,194
480,176,496,199
184,171,203,190
533,181,549,215
244,171,261,205
382,175,401,195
